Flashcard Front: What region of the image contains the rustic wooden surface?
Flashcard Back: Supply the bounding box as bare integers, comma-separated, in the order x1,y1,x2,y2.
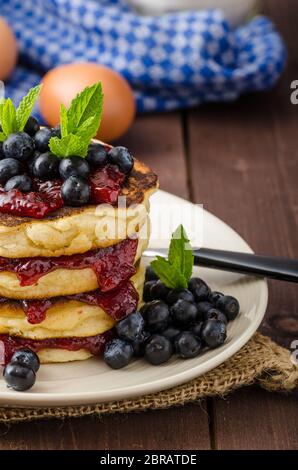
0,0,297,450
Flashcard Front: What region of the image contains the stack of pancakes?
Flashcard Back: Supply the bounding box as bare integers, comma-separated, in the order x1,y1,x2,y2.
0,158,158,363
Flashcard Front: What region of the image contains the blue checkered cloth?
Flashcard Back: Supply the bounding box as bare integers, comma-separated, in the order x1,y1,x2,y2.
1,0,286,117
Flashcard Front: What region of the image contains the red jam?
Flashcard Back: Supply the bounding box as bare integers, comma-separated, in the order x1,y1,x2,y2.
12,279,139,324
0,164,125,218
89,164,125,204
0,179,63,218
0,237,138,289
0,330,115,364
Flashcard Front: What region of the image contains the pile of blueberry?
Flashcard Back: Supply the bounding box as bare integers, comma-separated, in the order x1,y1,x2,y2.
3,348,40,391
103,266,240,369
0,116,134,206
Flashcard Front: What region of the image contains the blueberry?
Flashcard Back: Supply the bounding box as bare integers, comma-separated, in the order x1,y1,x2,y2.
144,335,172,365
34,127,53,152
201,319,227,349
143,280,156,302
132,331,150,357
190,322,204,337
28,151,41,174
33,152,59,180
171,299,199,326
203,307,228,325
87,143,108,168
3,132,34,161
208,291,224,306
175,332,203,359
11,348,40,373
0,158,23,185
162,326,181,344
188,277,210,301
197,301,213,319
108,146,134,174
5,175,32,193
145,265,159,283
166,288,194,306
149,280,170,301
216,295,240,321
116,311,145,342
140,300,170,332
104,339,133,369
3,362,36,391
24,116,40,136
61,176,90,206
59,156,90,180
51,124,61,138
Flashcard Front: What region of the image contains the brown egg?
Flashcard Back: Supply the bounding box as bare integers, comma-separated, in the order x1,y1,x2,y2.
0,17,18,80
40,63,136,142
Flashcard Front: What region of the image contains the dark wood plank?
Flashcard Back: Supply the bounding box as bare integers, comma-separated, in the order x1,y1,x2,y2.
187,0,298,450
0,405,211,450
213,387,298,450
120,113,189,199
0,113,211,450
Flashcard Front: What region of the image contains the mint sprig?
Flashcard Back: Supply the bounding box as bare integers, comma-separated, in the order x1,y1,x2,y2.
49,82,103,158
67,82,103,134
16,85,42,131
49,134,90,158
151,225,194,289
0,85,41,142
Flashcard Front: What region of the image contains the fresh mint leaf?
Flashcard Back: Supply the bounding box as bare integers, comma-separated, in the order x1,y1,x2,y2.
0,85,41,139
1,99,18,136
49,134,89,158
60,103,69,138
75,115,99,140
16,85,41,131
150,225,194,289
0,102,4,124
49,82,103,159
168,224,194,283
151,257,188,289
67,82,103,136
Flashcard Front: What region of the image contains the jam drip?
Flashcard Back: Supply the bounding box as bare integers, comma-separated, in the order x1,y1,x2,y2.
0,238,138,289
0,179,63,218
0,330,115,365
0,164,125,218
16,280,139,324
90,165,125,204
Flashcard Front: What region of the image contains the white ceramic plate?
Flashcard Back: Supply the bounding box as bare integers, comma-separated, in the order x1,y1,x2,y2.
0,190,268,407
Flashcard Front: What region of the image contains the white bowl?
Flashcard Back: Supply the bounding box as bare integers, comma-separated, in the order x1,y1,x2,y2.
127,0,258,25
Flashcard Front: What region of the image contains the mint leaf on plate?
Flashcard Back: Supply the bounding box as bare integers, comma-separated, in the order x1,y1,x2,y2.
151,257,188,289
150,225,194,289
168,224,194,283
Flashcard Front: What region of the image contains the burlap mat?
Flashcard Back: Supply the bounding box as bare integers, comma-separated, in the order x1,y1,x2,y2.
1,333,297,424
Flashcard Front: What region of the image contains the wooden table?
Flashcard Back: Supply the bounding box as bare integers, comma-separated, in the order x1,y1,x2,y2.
1,0,297,450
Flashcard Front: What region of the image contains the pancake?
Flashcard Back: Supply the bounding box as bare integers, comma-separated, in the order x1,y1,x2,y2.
0,158,158,258
0,237,148,299
38,348,93,363
1,331,114,364
0,265,144,341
